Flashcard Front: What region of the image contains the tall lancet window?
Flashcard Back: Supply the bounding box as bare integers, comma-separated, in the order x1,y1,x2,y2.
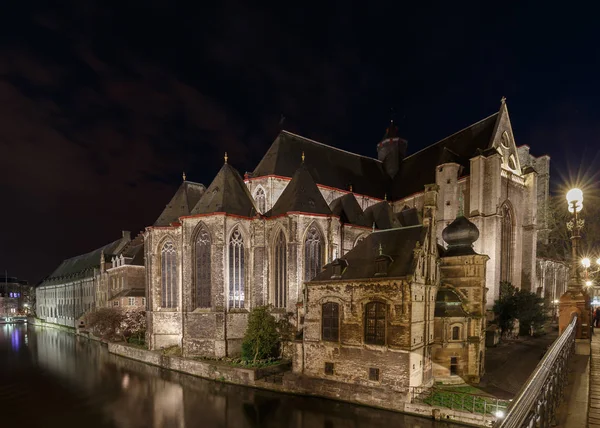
229,228,245,309
304,226,323,281
195,228,211,308
161,241,178,309
274,231,287,308
500,204,513,284
254,187,266,214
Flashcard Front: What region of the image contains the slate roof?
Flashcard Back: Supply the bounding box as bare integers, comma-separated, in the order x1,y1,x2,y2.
364,201,402,230
154,181,206,226
329,193,369,226
311,225,425,281
267,164,331,217
391,113,499,199
253,131,389,199
396,206,420,227
120,233,144,266
40,235,130,285
435,288,469,317
191,163,257,217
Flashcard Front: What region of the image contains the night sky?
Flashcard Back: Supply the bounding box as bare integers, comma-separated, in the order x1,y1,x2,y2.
1,1,599,284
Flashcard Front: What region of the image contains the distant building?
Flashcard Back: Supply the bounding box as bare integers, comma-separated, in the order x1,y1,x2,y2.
0,275,31,316
36,231,145,328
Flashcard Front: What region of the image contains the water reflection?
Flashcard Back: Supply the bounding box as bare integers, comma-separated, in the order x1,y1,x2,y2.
0,325,462,428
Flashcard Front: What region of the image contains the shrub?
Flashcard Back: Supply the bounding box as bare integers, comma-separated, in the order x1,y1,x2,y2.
121,309,146,344
84,307,124,341
241,306,280,363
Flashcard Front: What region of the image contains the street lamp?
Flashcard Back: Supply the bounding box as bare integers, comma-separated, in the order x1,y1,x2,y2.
582,258,591,269
566,188,584,293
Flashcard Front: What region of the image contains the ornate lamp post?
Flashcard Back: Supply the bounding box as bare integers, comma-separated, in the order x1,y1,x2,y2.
559,188,591,352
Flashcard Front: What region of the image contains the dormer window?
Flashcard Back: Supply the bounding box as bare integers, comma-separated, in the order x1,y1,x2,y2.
330,259,348,279
374,255,393,277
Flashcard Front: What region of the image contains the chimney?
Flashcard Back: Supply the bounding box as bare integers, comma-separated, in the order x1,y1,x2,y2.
122,230,131,241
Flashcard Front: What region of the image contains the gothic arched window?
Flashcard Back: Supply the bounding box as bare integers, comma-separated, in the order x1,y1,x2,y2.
274,231,287,308
364,302,386,345
304,226,323,281
322,302,339,342
194,228,211,308
161,241,178,309
500,204,513,283
254,187,266,214
229,228,245,309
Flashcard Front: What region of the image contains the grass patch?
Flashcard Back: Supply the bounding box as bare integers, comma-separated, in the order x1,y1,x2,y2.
126,336,147,349
193,356,285,369
160,345,182,357
423,389,508,415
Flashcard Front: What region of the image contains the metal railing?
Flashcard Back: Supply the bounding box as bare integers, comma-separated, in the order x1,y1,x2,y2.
410,385,509,416
495,315,577,428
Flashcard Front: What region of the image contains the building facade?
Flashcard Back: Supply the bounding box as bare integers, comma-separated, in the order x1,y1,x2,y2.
0,275,31,317
36,231,140,328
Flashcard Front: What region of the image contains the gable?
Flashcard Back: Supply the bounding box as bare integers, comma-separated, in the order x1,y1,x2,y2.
488,102,522,175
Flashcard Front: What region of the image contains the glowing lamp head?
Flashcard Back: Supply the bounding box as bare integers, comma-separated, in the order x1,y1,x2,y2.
582,258,591,268
586,280,593,287
553,299,560,304
596,258,600,266
566,188,584,212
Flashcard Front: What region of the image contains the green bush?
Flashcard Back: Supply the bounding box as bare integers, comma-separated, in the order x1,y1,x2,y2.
241,306,280,363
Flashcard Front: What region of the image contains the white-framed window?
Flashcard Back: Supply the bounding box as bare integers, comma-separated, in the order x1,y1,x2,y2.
128,297,135,306
113,300,119,307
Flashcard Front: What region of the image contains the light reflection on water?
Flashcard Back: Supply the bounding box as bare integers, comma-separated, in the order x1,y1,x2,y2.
0,324,463,428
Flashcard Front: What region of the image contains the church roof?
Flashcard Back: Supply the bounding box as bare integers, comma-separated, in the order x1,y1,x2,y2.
364,201,402,229
154,181,206,226
120,233,145,266
396,207,420,227
391,113,499,199
328,193,369,226
311,225,425,281
191,163,257,218
268,164,332,217
253,131,389,199
40,235,130,285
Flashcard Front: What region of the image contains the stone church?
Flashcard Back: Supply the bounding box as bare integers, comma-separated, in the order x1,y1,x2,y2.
143,100,548,385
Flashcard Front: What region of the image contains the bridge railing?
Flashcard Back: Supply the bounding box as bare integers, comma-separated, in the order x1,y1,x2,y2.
495,315,577,428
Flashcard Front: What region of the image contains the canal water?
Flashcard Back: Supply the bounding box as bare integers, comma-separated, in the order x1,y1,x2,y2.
0,324,463,428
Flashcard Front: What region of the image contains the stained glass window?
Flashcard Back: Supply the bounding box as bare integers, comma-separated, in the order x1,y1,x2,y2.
195,228,212,308
255,187,266,214
322,302,339,341
274,231,287,308
229,228,245,309
304,226,323,281
161,241,178,309
364,302,386,345
500,204,513,284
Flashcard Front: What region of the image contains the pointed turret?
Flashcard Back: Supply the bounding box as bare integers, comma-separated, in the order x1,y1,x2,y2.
154,178,206,226
191,156,257,217
377,120,407,178
268,159,331,217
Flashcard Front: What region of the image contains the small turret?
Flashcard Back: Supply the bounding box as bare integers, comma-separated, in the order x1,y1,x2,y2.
377,120,407,178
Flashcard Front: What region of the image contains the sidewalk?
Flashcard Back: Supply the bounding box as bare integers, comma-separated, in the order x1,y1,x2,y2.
588,334,600,427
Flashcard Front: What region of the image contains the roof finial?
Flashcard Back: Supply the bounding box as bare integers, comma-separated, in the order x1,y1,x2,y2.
182,171,186,181
379,243,383,256
384,193,387,201
500,96,506,105
458,192,464,217
349,184,353,192
372,222,376,232
301,151,305,164
224,152,228,164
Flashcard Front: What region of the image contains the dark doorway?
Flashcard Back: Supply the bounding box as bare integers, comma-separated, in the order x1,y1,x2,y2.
450,357,458,375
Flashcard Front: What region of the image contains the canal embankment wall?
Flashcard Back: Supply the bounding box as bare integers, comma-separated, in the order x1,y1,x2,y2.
108,342,495,427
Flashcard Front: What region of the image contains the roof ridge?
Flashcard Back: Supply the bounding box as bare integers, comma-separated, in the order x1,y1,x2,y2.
403,112,499,161
281,130,381,163
371,224,422,233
